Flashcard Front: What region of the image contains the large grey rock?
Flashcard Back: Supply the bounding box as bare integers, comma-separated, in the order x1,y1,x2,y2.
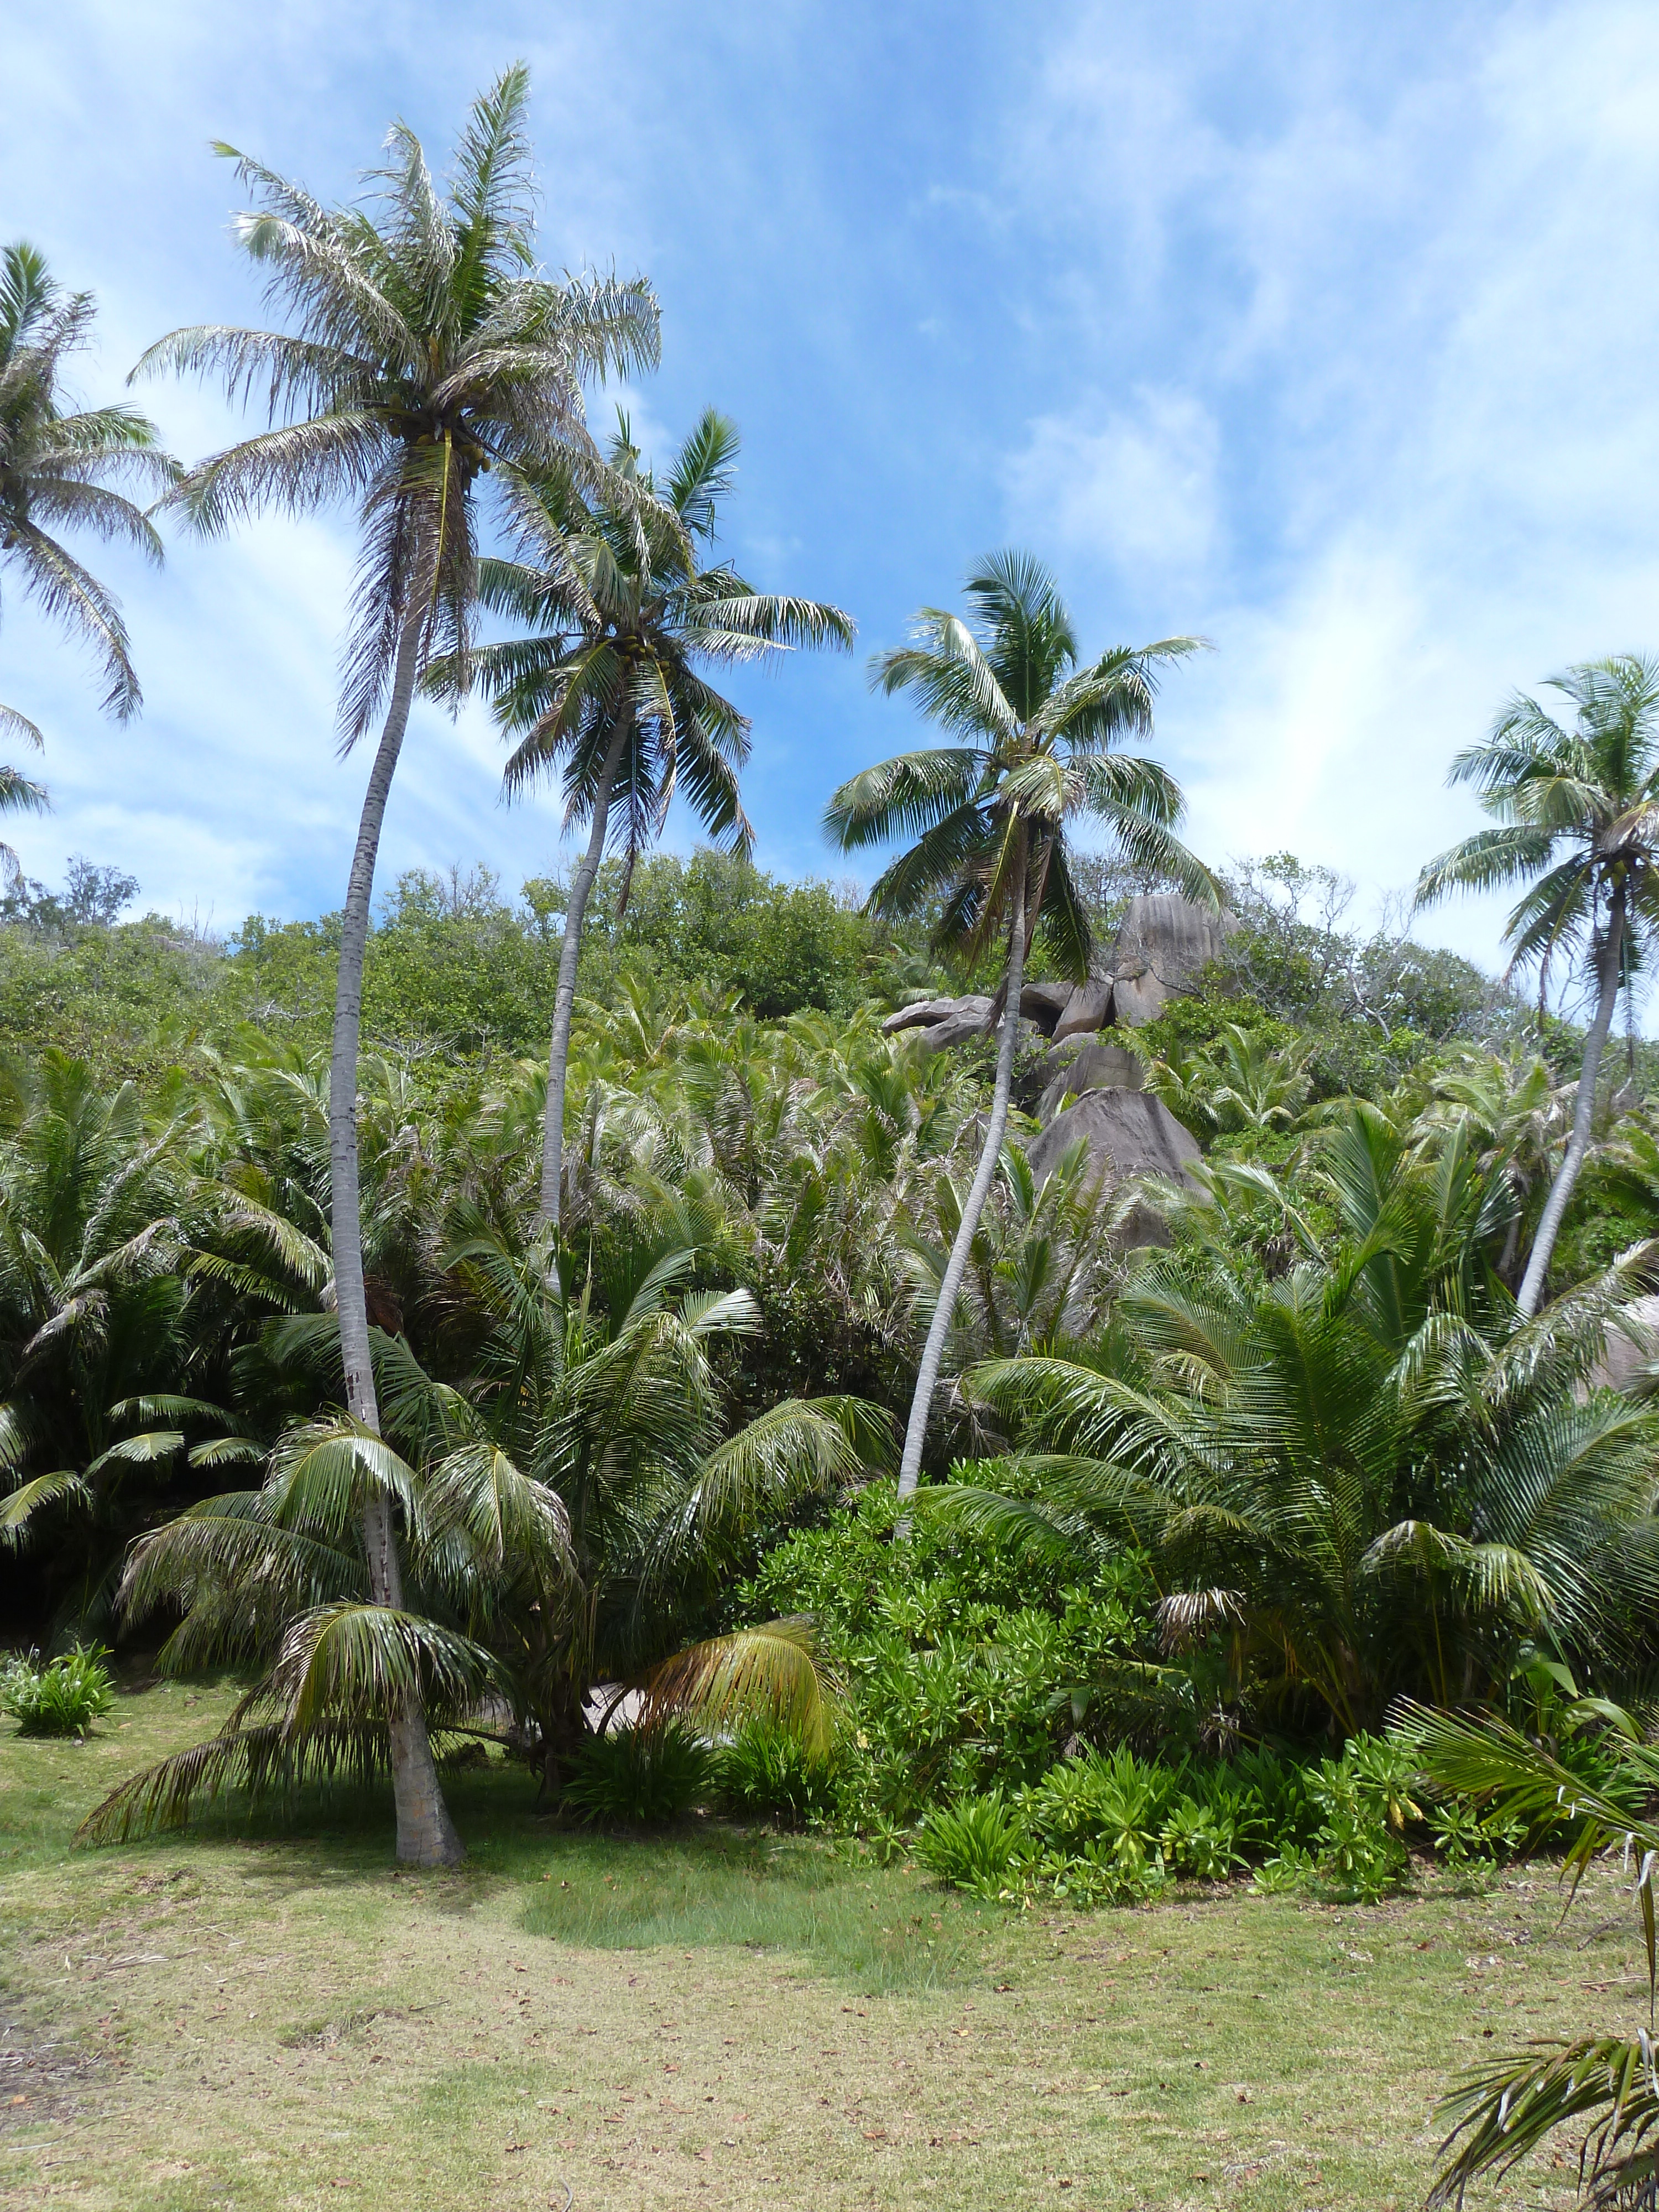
1053,976,1114,1042
1104,894,1237,1027
1027,1087,1202,1246
882,994,994,1036
1591,1296,1659,1394
1019,979,1076,1034
917,1006,995,1055
1036,1041,1145,1125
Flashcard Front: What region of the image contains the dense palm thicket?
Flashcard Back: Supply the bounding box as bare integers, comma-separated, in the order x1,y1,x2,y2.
10,62,1659,2202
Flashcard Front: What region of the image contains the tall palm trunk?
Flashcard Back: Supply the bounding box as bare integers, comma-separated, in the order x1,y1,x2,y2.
896,827,1029,1507
1515,884,1627,1321
331,597,463,1869
538,703,632,1228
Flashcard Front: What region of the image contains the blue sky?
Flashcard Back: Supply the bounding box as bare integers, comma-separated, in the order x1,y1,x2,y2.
5,0,1658,987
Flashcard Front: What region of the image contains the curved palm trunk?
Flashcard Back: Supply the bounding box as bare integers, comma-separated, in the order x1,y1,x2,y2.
896,831,1029,1509
538,706,632,1228
331,604,463,1869
1515,887,1626,1321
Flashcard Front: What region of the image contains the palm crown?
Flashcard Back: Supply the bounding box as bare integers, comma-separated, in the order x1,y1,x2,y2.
826,550,1213,973
138,65,659,739
1416,655,1659,1008
0,242,176,809
460,407,854,894
450,405,853,1227
1417,655,1659,1317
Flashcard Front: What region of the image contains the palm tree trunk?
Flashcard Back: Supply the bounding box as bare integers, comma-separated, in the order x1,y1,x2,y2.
538,705,632,1229
331,601,463,1869
1515,886,1626,1321
896,828,1029,1508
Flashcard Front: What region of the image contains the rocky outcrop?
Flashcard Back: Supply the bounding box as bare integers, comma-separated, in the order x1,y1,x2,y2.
1035,1040,1144,1125
882,995,993,1036
1053,977,1114,1043
879,894,1236,1059
1105,894,1237,1027
880,994,994,1055
1026,1087,1202,1246
1590,1296,1659,1394
1019,980,1075,1031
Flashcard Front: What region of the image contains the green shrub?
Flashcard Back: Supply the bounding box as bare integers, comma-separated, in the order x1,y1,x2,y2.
915,1791,1029,1898
1021,1746,1181,1872
1307,1756,1405,1901
1250,1845,1317,1895
562,1722,713,1828
717,1720,838,1827
1,1646,116,1738
1161,1796,1241,1881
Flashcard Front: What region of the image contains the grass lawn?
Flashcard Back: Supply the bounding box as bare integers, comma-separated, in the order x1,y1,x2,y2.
0,1681,1637,2211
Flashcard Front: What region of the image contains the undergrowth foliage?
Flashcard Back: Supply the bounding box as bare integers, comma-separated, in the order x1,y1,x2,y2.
1,1644,116,1736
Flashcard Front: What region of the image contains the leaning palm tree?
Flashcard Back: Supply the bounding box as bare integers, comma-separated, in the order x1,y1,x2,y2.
0,241,176,864
825,551,1213,1504
1417,656,1659,1319
448,409,853,1227
137,65,659,1865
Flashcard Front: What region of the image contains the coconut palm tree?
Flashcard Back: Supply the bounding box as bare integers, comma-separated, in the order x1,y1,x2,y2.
825,551,1213,1505
1416,656,1659,1319
137,64,659,1865
0,242,176,864
446,409,853,1227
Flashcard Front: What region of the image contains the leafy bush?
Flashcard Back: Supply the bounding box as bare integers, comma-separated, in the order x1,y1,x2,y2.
717,1719,838,1827
1307,1755,1406,1902
735,1479,1172,1825
1161,1797,1241,1881
915,1791,1029,1898
1021,1745,1178,1872
1,1646,116,1737
562,1722,713,1828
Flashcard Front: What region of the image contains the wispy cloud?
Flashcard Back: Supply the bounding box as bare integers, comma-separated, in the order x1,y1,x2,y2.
1003,389,1221,579
3,0,1658,989
994,1,1659,971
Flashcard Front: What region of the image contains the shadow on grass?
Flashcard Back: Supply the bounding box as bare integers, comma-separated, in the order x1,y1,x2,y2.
516,1822,992,1994
62,1745,992,1995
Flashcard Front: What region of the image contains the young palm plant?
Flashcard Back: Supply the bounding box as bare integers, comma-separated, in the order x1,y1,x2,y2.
138,66,659,1863
942,1103,1659,1733
0,242,176,854
81,1229,879,1843
0,1053,235,1636
1417,656,1659,1318
825,550,1212,1504
1401,1704,1659,2209
444,409,854,1227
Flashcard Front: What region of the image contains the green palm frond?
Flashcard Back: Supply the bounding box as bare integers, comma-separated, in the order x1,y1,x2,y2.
0,1466,89,1541
270,1601,499,1731
76,1718,389,1846
1428,2034,1659,2211
264,1419,420,1538
636,1618,840,1756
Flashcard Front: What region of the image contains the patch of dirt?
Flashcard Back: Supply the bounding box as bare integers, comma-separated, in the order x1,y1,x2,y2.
0,2014,103,2130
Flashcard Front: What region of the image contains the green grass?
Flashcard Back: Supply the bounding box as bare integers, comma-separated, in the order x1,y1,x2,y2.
0,1677,1637,2210
519,1827,990,1989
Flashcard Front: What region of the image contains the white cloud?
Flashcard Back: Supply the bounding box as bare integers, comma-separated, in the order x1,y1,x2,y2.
1003,389,1220,578
997,0,1659,995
